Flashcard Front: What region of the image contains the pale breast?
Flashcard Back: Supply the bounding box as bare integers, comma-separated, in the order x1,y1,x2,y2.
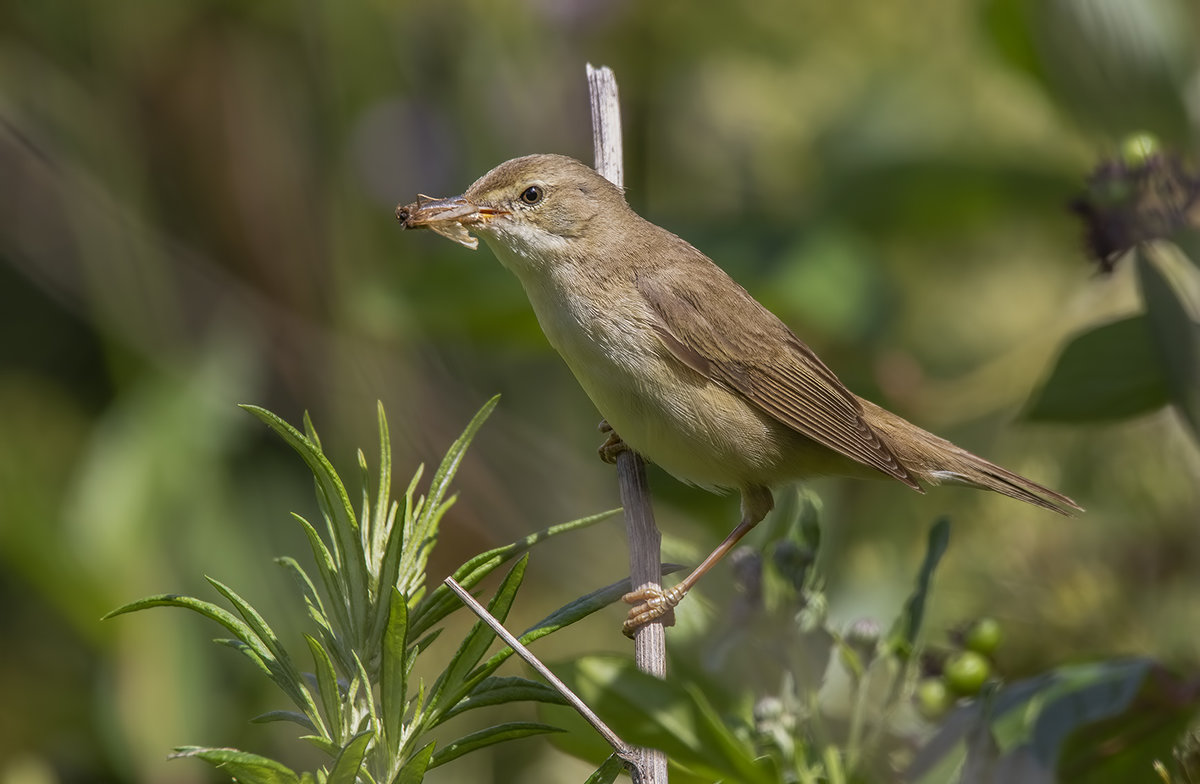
516,269,804,490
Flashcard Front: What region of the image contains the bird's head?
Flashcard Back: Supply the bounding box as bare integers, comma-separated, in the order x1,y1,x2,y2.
397,154,629,272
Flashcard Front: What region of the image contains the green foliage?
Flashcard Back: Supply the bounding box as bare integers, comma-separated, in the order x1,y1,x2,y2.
543,494,951,783
909,659,1200,783
105,399,619,782
543,496,1200,783
1025,315,1169,422
1028,238,1200,446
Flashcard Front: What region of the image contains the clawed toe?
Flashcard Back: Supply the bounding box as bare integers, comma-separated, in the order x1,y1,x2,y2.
597,422,630,464
621,585,680,637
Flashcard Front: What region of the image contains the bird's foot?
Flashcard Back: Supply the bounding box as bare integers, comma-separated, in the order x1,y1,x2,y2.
597,419,629,464
621,584,683,638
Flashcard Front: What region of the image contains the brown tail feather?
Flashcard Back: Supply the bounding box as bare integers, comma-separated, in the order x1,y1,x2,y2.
859,399,1082,516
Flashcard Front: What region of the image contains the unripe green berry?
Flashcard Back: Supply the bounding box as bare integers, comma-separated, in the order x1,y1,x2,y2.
944,651,990,696
964,617,1002,656
915,678,953,721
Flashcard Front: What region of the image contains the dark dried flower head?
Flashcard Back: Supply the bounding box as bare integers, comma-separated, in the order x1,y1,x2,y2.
1071,138,1200,273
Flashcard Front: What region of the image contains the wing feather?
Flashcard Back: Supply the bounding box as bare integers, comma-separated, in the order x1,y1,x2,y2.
637,269,922,490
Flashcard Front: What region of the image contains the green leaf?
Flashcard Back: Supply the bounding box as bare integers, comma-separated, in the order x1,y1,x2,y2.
442,676,568,721
1025,315,1169,422
887,518,950,660
468,573,665,686
398,396,500,599
305,635,344,742
408,508,620,640
1136,248,1200,445
241,405,370,647
171,746,300,784
584,754,627,784
251,711,318,732
300,735,340,757
395,742,435,784
552,655,773,784
206,577,317,720
427,555,528,720
427,722,564,770
368,401,394,569
290,513,353,660
907,658,1200,783
105,593,266,651
325,730,373,784
380,587,409,751
1053,662,1200,781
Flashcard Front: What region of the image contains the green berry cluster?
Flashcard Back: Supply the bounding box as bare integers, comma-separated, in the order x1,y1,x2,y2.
914,617,1003,721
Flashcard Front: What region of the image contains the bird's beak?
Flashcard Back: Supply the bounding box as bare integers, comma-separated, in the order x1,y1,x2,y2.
396,194,509,250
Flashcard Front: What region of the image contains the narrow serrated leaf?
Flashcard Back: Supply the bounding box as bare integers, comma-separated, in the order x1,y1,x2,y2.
442,676,567,722
408,508,619,640
300,735,340,756
326,730,373,784
252,711,318,732
206,577,314,716
395,742,435,784
241,405,370,646
371,402,394,567
276,557,336,639
427,722,563,769
213,638,276,682
305,635,344,742
380,587,409,750
426,556,528,720
471,574,651,683
171,746,300,784
291,514,353,652
584,754,626,784
104,594,273,662
398,397,499,596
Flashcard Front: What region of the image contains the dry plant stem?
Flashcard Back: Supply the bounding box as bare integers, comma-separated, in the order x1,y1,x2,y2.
443,577,637,764
588,62,670,784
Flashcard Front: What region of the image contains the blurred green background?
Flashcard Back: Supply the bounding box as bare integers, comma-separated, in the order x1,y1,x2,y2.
2,0,1198,781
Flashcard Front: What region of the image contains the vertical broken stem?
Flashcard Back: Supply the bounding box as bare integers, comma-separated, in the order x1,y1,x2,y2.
586,62,670,784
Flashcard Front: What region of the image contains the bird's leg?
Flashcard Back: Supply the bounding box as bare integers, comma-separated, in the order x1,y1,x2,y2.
597,419,629,464
622,485,774,637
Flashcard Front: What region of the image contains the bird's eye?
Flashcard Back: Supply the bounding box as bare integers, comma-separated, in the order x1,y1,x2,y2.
519,185,543,205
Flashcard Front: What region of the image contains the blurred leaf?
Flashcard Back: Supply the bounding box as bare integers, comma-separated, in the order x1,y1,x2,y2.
1136,248,1200,445
427,722,564,769
1014,0,1193,140
980,0,1043,82
886,518,950,660
553,655,774,784
1025,315,1169,422
908,658,1200,783
1056,665,1200,782
171,746,300,784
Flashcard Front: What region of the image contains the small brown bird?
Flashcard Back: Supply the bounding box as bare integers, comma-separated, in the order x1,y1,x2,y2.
398,154,1080,633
